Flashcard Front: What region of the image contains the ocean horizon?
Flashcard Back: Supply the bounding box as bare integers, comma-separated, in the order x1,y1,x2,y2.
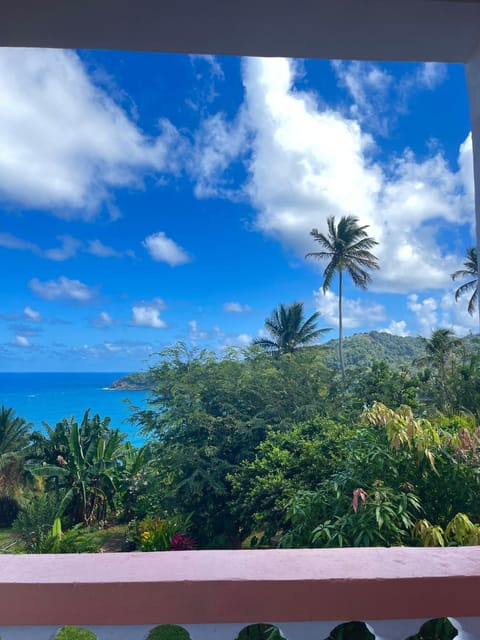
0,372,148,446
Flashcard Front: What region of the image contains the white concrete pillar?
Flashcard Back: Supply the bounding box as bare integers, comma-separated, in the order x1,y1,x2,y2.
276,621,342,640
365,618,426,640
466,44,480,326
184,623,245,640
84,625,154,640
449,617,480,640
0,628,59,640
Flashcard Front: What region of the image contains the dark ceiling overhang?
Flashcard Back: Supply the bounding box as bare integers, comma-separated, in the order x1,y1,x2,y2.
1,0,480,62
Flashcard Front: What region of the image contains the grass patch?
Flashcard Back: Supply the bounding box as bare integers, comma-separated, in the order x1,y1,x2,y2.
71,523,128,552
0,527,20,552
0,523,128,554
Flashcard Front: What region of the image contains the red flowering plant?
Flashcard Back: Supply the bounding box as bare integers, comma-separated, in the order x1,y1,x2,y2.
170,532,196,550
137,514,195,551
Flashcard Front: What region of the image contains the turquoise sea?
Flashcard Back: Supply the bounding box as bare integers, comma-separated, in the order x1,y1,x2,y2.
0,372,148,446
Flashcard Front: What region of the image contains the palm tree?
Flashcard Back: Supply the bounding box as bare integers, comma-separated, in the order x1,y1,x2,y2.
0,406,31,497
253,302,330,355
306,216,379,379
415,328,462,412
417,328,462,371
451,247,478,316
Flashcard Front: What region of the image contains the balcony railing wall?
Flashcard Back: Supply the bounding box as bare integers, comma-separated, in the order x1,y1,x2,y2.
0,547,479,640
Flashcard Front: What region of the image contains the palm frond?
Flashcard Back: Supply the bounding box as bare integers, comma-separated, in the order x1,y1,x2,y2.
253,302,330,354
451,247,478,316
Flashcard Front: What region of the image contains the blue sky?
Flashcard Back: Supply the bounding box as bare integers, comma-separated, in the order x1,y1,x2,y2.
0,49,476,371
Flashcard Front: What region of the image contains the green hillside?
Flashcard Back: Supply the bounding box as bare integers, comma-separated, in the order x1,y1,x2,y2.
110,331,480,388
109,371,154,390
320,330,479,370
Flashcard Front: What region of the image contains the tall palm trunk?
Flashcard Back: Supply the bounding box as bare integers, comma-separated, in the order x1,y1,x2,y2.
338,269,345,379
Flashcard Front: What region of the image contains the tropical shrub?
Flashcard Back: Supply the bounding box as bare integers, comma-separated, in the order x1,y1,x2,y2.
34,518,101,554
229,417,356,538
13,492,66,552
137,514,194,551
29,411,126,526
414,512,480,547
131,343,331,546
347,361,419,412
280,479,421,548
117,443,163,521
362,402,480,526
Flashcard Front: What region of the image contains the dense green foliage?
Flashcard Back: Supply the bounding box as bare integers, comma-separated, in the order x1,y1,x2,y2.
229,417,357,539
1,327,477,555
29,412,125,526
0,323,478,640
112,329,480,387
130,343,331,546
0,322,477,640
123,330,480,550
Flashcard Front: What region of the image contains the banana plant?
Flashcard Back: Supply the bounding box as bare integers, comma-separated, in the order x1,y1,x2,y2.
30,411,125,526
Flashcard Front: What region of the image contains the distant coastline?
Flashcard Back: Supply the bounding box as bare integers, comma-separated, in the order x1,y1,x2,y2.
0,372,147,445
109,372,153,391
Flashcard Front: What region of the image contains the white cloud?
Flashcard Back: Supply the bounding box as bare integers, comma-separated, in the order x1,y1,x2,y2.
15,335,30,347
92,311,114,328
458,133,475,222
314,289,385,329
407,289,478,337
0,231,133,261
131,299,167,329
239,57,473,295
331,61,447,136
87,239,126,258
188,112,247,198
24,306,42,321
188,319,208,340
104,342,122,353
438,290,478,336
64,339,156,361
332,60,393,134
190,55,225,82
187,55,225,110
223,302,251,313
143,232,191,266
0,48,183,217
29,276,96,302
0,232,39,253
412,63,447,91
380,320,410,337
43,235,82,261
407,294,438,336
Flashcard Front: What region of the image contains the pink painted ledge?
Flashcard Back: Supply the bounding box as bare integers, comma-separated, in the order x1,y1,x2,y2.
0,547,479,626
